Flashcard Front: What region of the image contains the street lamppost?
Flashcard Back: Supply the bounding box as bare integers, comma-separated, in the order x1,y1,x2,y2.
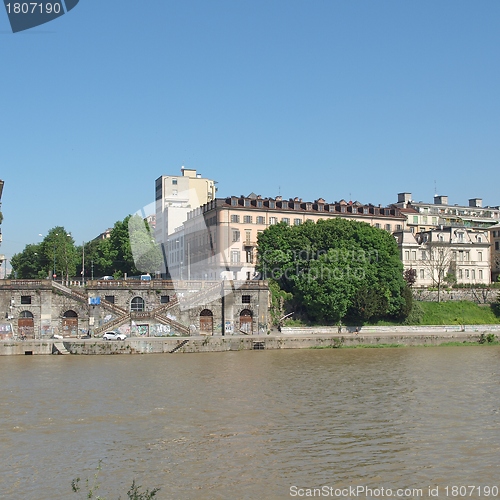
53,233,58,280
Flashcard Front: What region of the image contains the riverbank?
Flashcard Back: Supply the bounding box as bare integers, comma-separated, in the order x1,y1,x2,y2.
1,325,499,355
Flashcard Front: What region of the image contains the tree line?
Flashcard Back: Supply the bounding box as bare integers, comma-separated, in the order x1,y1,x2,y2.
10,215,163,280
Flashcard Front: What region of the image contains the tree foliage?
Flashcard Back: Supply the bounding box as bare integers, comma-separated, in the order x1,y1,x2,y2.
257,219,409,324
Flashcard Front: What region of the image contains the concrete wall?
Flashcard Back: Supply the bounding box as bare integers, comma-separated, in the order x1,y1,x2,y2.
1,328,498,355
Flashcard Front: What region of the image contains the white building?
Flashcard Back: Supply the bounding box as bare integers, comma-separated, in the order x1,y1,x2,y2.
395,227,491,287
155,168,216,276
394,193,500,233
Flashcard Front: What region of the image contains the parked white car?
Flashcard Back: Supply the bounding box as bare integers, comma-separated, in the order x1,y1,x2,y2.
102,332,127,341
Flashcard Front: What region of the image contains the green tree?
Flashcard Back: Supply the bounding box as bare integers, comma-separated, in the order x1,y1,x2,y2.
128,214,163,274
257,218,407,324
10,244,42,279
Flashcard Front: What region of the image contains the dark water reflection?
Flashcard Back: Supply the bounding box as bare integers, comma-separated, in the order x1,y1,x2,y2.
1,346,499,499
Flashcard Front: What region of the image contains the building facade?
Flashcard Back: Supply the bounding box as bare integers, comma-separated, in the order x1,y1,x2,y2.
0,279,270,339
488,223,500,283
155,168,216,245
168,194,407,281
394,192,500,232
395,227,491,287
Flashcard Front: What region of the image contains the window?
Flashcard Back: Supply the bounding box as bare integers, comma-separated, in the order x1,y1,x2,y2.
257,200,263,208
404,251,410,260
231,215,240,223
243,215,253,224
131,297,145,312
421,251,427,260
246,250,253,263
458,232,464,242
242,295,251,304
172,178,177,185
471,269,475,279
479,270,483,280
244,199,250,207
413,216,418,224
232,230,240,242
256,216,265,225
160,295,170,304
231,199,238,206
363,208,368,214
432,217,437,225
465,251,470,261
269,217,278,225
269,201,275,209
396,224,402,231
422,216,428,224
459,269,463,279
465,269,470,278
375,223,381,229
282,217,290,225
411,251,417,260
496,241,499,251
294,218,302,226
21,296,32,305
104,295,115,304
420,269,424,279
477,236,482,243
385,224,391,231
478,251,482,262
231,251,240,263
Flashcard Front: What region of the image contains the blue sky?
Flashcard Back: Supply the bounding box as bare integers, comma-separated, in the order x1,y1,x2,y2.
1,0,499,260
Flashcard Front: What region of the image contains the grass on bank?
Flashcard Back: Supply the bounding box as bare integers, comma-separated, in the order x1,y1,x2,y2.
285,301,500,327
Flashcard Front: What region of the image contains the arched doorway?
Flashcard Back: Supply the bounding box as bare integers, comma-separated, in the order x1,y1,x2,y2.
239,309,253,334
199,309,213,335
62,310,78,337
131,296,145,312
18,311,34,339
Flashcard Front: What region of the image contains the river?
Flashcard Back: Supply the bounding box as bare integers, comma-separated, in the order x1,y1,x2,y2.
1,347,499,499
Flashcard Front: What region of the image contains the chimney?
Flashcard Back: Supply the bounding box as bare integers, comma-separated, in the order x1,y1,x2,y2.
434,195,448,205
469,198,482,208
398,192,412,204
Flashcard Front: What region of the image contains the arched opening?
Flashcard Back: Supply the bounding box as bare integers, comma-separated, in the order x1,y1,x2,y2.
199,309,213,335
239,309,253,334
131,296,145,312
18,311,34,339
62,310,78,337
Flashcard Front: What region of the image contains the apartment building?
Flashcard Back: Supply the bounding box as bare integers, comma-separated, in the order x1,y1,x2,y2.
155,168,216,244
488,223,500,283
167,194,407,281
394,193,500,232
395,227,491,287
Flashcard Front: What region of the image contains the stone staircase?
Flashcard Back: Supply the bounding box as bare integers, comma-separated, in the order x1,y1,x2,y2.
178,282,223,311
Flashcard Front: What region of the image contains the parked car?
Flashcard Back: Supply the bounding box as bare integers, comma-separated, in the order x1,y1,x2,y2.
102,332,127,341
101,276,114,280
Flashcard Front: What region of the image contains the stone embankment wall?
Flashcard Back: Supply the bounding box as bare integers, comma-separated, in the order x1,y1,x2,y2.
413,288,500,303
1,326,499,355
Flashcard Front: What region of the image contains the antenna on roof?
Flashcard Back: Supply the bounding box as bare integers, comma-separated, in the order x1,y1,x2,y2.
434,179,437,195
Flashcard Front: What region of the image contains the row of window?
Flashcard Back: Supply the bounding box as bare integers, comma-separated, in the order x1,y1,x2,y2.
404,250,483,261
414,269,484,280
229,214,402,231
